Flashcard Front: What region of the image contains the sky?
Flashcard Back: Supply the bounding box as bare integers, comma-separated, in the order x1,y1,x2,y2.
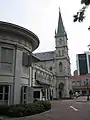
0,0,90,75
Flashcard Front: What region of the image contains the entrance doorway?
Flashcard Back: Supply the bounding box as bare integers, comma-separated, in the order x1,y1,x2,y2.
58,83,64,99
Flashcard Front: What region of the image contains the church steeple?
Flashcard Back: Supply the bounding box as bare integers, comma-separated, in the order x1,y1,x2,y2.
55,8,67,37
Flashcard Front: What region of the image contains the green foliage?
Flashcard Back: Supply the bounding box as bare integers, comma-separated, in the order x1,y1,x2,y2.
81,0,90,5
73,6,86,22
0,105,9,115
0,101,51,118
33,98,38,103
35,100,51,111
73,0,90,29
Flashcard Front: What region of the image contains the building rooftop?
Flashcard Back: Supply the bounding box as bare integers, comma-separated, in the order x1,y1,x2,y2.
72,73,90,80
0,21,39,51
34,51,55,61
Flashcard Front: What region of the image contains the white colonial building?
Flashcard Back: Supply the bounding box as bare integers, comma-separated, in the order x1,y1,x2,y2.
0,21,39,105
32,64,56,100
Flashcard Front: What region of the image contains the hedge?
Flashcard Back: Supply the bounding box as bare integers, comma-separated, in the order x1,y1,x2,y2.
34,100,51,111
0,101,51,118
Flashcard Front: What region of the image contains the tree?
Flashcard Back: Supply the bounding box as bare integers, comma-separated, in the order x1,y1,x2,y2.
73,0,90,30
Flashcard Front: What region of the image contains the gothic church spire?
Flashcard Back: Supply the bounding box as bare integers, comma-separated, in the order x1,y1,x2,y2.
55,7,67,37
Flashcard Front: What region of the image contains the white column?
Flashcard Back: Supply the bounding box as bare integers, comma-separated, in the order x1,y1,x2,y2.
53,87,56,98
14,47,22,104
45,89,47,100
29,67,32,87
40,90,42,100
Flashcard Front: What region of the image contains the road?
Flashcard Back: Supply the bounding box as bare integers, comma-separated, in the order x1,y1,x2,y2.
8,96,90,120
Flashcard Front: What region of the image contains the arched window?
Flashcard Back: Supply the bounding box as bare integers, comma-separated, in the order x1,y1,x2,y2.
59,50,61,56
59,62,63,72
62,49,64,56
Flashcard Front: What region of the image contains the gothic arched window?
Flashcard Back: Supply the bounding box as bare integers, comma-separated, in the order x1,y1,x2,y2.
62,49,64,56
59,50,61,56
59,62,63,72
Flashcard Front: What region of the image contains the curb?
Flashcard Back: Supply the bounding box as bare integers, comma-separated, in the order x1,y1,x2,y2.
0,109,51,120
39,109,51,115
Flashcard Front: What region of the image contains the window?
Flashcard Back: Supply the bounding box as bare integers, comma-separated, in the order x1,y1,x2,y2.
84,81,86,85
59,50,61,56
34,91,40,98
59,62,63,72
35,72,37,79
77,81,80,86
0,85,9,104
23,86,27,103
1,47,13,72
21,86,27,104
72,81,75,86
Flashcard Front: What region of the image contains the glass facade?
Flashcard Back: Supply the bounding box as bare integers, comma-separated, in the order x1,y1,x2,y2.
88,55,90,71
78,54,88,75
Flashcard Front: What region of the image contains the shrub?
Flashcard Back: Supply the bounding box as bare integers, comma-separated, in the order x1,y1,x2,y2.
0,105,9,115
7,106,25,117
33,98,38,103
0,101,51,118
35,100,51,110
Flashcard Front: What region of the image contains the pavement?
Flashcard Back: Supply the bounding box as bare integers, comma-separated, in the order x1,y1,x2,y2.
74,96,90,103
2,96,90,120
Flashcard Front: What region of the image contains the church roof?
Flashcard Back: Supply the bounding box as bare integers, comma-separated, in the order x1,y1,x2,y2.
33,51,55,61
55,8,67,37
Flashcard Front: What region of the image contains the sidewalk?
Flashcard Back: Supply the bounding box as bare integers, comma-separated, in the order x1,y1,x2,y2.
75,96,90,102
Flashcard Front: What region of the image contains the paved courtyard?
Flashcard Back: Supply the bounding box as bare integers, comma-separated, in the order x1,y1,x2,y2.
4,96,90,120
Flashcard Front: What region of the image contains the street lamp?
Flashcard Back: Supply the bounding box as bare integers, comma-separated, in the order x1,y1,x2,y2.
86,79,89,100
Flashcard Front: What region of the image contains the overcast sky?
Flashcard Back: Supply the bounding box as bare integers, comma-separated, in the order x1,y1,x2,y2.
0,0,90,75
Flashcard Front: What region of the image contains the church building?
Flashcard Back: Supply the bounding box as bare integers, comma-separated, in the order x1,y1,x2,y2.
34,9,72,98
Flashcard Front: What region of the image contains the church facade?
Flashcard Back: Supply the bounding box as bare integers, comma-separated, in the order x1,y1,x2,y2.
34,9,72,98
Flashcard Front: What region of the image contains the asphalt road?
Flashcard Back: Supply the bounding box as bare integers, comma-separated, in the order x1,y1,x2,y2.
27,97,90,120
8,97,90,120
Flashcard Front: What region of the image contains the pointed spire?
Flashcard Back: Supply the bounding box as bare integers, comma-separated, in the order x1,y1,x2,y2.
55,7,66,37
55,29,56,36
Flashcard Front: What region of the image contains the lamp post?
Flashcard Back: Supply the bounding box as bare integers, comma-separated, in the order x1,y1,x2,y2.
86,79,89,100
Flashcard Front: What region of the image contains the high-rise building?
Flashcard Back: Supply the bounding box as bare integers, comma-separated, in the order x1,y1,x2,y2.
76,52,90,75
73,70,78,76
